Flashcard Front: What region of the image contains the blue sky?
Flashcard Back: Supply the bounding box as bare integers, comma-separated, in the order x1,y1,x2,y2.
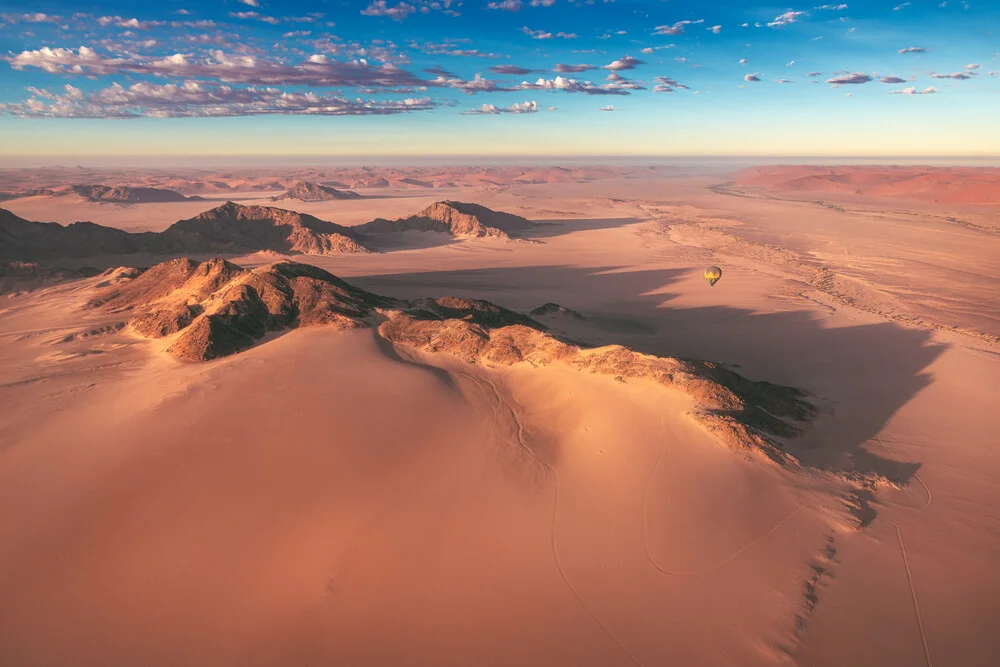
0,0,997,157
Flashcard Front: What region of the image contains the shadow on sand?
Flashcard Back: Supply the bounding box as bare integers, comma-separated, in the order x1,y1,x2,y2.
352,263,945,494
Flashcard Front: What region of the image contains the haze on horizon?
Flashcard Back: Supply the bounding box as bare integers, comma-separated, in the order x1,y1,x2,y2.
0,0,998,158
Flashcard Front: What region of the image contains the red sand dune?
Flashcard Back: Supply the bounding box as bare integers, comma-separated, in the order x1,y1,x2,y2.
735,165,1000,204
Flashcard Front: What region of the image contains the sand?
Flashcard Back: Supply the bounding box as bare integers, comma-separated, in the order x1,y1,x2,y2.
1,165,999,666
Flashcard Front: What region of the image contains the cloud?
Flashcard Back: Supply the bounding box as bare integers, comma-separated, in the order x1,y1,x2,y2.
520,26,577,39
814,3,848,9
6,47,438,90
806,71,822,76
739,58,748,65
553,63,597,73
361,2,417,21
653,75,689,92
898,46,927,54
531,0,556,5
744,73,761,82
653,20,703,36
487,0,522,10
463,100,538,114
965,63,981,70
889,86,938,94
489,64,536,75
826,72,872,84
603,55,645,71
0,12,61,23
776,78,795,83
708,25,722,34
641,47,654,54
930,71,975,79
229,11,280,24
893,2,911,10
767,10,806,28
598,105,615,111
239,0,260,6
879,75,907,83
97,15,164,29
519,75,633,95
1,81,437,118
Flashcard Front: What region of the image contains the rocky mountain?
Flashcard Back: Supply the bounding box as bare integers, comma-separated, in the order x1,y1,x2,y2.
0,208,150,260
164,202,371,255
92,257,815,463
355,201,535,240
351,176,390,188
0,202,372,261
70,185,203,203
271,181,362,202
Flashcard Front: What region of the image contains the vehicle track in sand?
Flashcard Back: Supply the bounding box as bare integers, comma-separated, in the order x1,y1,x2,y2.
876,433,934,667
450,366,646,667
642,416,807,577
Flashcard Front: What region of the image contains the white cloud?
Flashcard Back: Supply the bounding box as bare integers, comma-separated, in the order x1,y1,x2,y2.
598,105,615,111
744,72,761,82
898,46,926,54
463,100,539,114
826,72,872,84
2,81,438,118
767,11,806,28
889,86,938,94
603,55,644,71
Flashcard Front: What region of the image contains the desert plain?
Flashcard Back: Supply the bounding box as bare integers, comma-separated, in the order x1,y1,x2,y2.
1,162,998,666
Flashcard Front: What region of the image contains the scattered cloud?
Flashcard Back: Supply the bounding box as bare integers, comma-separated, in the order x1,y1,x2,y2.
889,86,938,94
361,2,417,21
826,72,872,84
879,75,907,83
814,4,848,9
708,25,722,34
653,75,689,92
6,47,437,90
603,55,644,71
487,0,522,10
489,64,537,75
519,75,632,95
744,72,761,82
767,11,807,28
553,63,597,73
898,46,927,54
463,100,539,114
1,81,437,118
653,20,704,36
893,2,911,10
598,104,615,111
930,71,975,79
520,26,577,39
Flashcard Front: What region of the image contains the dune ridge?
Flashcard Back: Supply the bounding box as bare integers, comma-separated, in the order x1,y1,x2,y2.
69,184,202,203
92,257,814,462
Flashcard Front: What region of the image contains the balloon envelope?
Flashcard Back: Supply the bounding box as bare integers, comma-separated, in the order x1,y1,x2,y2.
704,265,722,287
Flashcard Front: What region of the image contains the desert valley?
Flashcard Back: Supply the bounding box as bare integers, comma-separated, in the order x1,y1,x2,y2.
1,163,998,666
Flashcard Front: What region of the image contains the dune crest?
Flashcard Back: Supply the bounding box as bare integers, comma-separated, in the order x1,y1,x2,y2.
92,257,814,462
70,184,203,203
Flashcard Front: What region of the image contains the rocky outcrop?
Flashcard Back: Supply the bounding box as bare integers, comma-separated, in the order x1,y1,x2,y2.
70,184,202,203
351,176,390,188
271,181,362,202
162,202,371,255
356,201,535,240
90,257,815,461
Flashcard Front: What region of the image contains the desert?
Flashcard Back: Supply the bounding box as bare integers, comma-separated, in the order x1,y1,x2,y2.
1,161,998,667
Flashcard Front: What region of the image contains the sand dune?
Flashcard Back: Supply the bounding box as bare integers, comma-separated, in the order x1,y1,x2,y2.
1,165,999,667
735,165,1000,204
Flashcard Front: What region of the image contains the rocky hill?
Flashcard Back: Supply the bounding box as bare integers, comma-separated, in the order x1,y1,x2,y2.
356,201,535,240
70,184,203,203
91,257,815,463
271,181,362,202
0,202,372,261
351,176,390,188
163,202,370,255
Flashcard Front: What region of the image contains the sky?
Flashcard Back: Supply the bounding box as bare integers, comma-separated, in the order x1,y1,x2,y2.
0,0,998,158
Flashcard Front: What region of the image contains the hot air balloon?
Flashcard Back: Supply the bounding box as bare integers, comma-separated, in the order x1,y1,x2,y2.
704,265,722,287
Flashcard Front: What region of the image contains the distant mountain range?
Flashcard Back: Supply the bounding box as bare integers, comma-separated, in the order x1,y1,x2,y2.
0,200,536,263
